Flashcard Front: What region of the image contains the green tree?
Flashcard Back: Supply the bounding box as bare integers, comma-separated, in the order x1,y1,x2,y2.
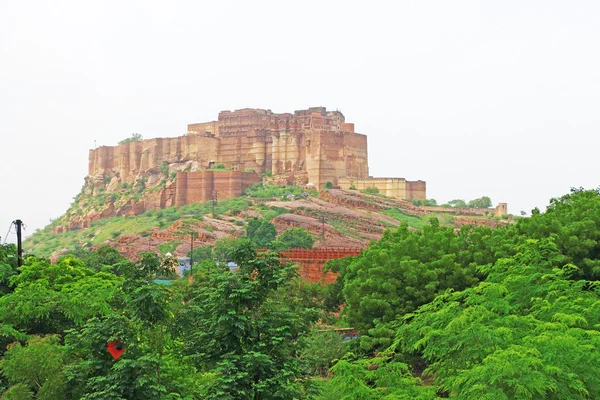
300,329,347,377
0,243,18,296
246,218,277,248
212,237,247,262
188,245,213,265
1,383,34,400
395,239,600,399
324,182,334,189
317,357,439,400
512,188,600,280
0,255,121,334
160,161,169,176
85,245,128,273
276,227,314,249
361,187,379,195
118,133,143,144
446,199,466,208
341,221,505,351
467,195,492,208
64,252,205,399
0,335,66,399
183,242,318,399
411,199,438,207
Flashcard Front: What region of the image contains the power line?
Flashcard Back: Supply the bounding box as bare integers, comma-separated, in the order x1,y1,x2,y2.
2,222,13,245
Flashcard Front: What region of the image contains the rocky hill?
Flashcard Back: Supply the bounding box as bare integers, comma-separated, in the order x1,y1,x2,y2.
24,185,509,261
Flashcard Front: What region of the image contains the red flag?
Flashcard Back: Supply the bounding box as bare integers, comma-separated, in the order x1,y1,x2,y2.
107,339,125,360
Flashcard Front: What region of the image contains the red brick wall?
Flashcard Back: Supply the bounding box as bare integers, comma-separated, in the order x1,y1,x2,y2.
280,248,362,283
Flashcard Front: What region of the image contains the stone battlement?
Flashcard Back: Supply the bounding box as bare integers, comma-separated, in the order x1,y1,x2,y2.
91,106,369,190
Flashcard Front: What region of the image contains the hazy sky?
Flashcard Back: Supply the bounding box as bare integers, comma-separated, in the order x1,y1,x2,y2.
1,0,599,243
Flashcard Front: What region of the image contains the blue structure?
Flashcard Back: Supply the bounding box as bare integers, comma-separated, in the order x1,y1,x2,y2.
178,257,191,276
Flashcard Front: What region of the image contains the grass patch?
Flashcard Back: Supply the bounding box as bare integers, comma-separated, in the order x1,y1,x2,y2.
158,241,180,255
381,208,426,229
329,219,362,239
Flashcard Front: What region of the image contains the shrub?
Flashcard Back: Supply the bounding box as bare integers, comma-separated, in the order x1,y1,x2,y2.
118,133,143,144
160,161,169,176
362,186,379,195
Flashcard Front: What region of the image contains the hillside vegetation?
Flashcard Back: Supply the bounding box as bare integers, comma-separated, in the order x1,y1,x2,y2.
25,185,471,260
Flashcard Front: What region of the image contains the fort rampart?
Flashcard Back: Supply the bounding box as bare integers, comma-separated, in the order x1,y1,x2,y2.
337,177,426,200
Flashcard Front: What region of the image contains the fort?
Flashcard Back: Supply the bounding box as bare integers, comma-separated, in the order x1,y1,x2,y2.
86,107,427,215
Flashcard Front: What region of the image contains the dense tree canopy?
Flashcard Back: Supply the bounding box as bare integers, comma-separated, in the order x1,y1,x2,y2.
275,227,314,249
395,239,600,398
246,218,278,248
467,195,492,208
341,220,503,351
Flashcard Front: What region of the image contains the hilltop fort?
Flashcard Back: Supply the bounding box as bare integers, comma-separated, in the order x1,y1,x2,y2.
76,107,426,231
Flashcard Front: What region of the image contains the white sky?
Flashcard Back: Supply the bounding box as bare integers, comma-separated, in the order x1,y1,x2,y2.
1,0,599,243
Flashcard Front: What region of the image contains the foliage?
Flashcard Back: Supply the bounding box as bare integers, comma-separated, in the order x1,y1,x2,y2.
467,195,492,208
118,133,143,144
324,181,334,189
445,199,467,208
182,242,319,399
276,227,314,249
64,252,203,399
361,186,379,195
212,237,247,262
14,187,600,398
244,182,304,199
341,220,505,351
0,255,121,334
395,239,600,399
0,335,66,399
188,245,213,265
381,207,426,229
0,244,18,296
84,245,128,273
157,241,180,255
160,161,169,176
513,188,600,280
317,357,439,400
301,329,347,377
246,218,277,248
410,199,438,207
1,383,33,400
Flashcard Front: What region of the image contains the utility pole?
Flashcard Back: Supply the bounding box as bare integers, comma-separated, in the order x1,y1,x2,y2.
320,215,325,240
189,231,196,277
212,190,218,218
14,220,23,267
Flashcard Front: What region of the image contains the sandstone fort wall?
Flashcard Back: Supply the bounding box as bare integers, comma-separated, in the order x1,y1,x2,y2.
422,202,508,217
337,177,426,200
85,107,424,213
175,171,261,206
